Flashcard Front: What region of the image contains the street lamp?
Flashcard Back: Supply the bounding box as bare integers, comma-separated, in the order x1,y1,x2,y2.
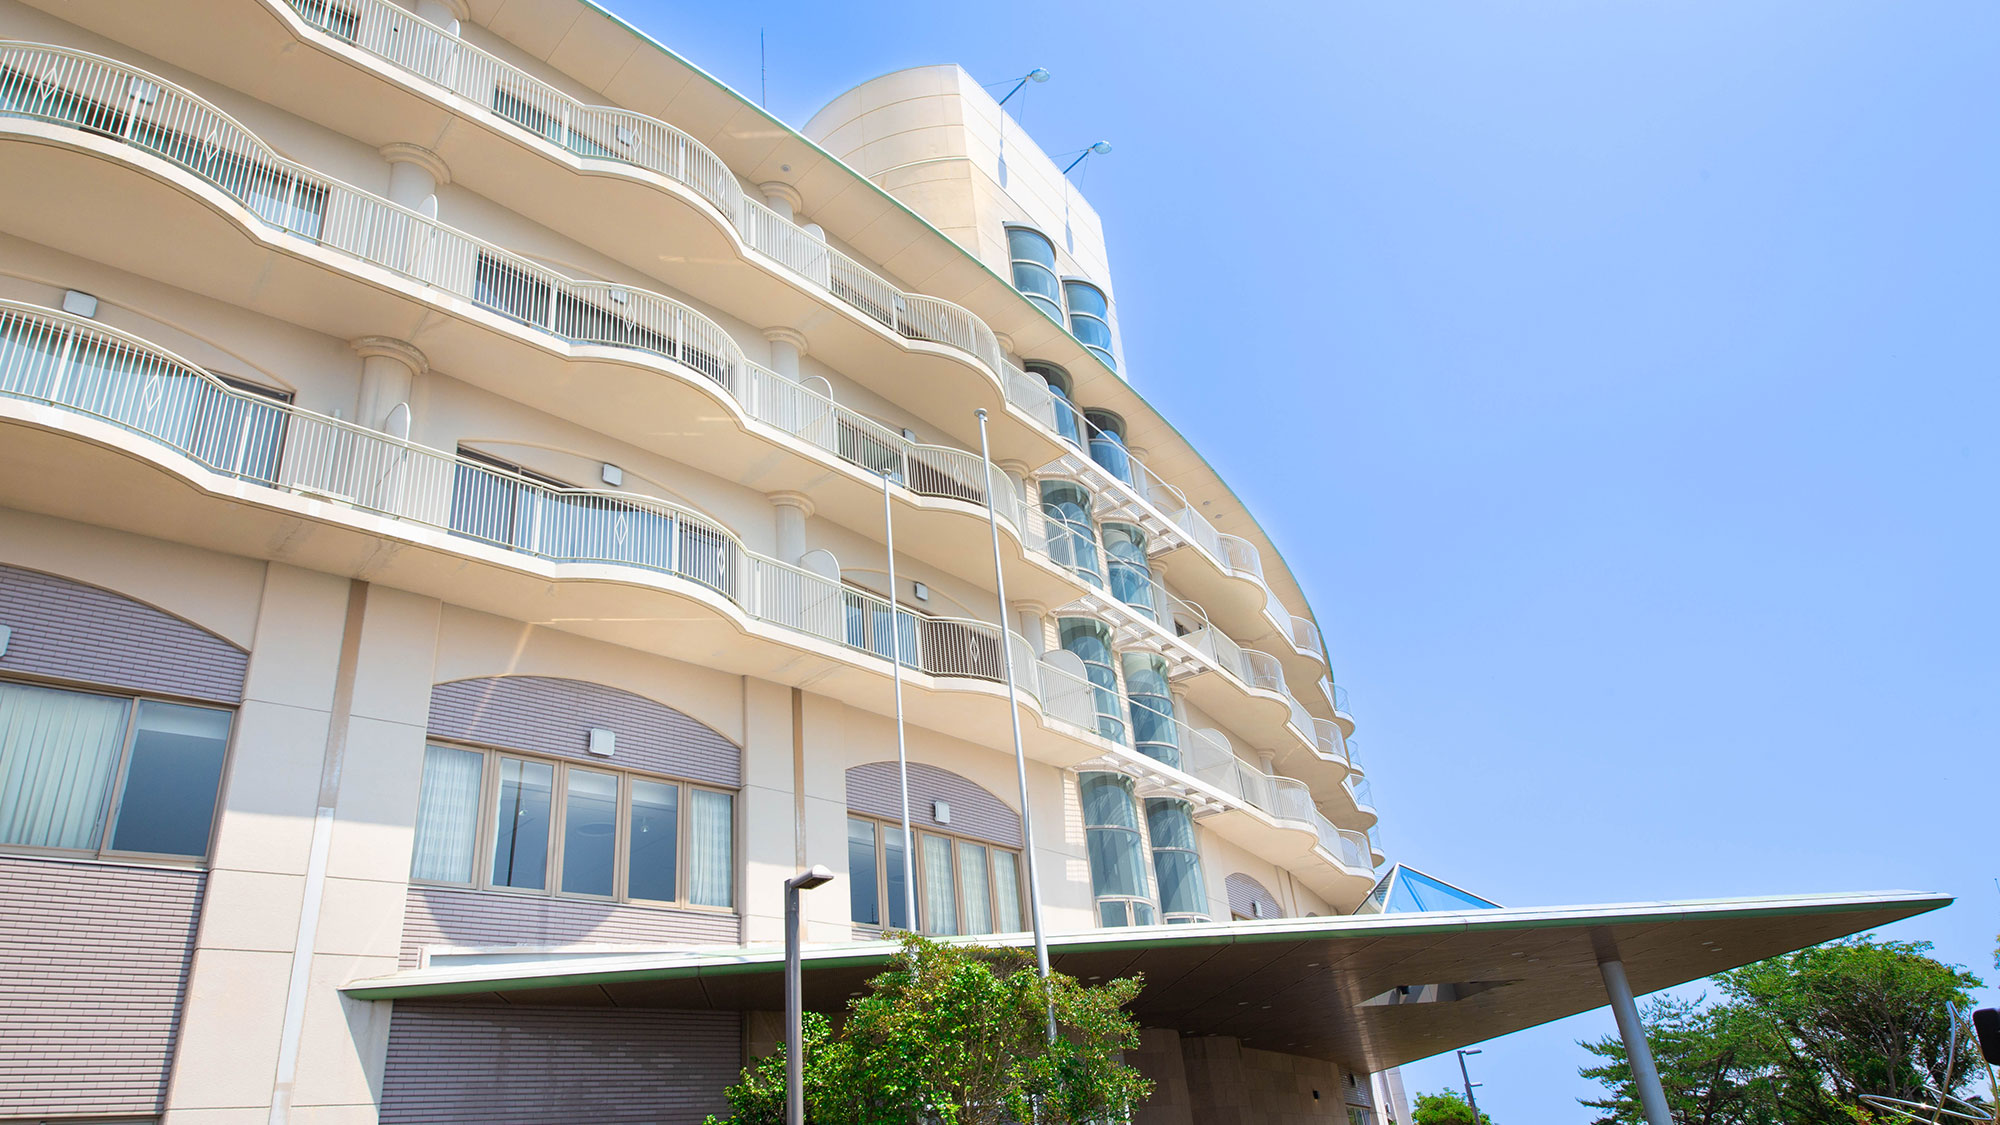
1061,140,1113,176
1456,1048,1485,1122
785,865,835,1125
997,67,1051,106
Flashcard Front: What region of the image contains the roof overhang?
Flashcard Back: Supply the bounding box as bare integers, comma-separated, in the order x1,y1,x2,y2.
345,890,1948,1070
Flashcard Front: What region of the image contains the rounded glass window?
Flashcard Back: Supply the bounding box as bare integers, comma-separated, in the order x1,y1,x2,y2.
1082,409,1132,486
1080,772,1153,926
1122,652,1179,769
1145,798,1209,923
1008,228,1063,322
1101,522,1155,620
1059,617,1125,744
1028,361,1082,447
1064,280,1116,370
1039,481,1101,586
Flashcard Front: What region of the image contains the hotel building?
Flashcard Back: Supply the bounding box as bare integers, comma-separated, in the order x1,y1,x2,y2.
0,3,1944,1124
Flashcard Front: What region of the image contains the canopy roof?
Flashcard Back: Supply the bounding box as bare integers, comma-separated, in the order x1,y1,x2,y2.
346,890,1947,1071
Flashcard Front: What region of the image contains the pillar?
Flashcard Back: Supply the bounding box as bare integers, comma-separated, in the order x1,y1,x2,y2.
378,143,449,219
769,492,813,565
758,181,803,224
413,0,465,33
763,326,807,382
1012,600,1048,652
1257,750,1276,776
1600,956,1672,1125
997,458,1031,509
349,337,426,439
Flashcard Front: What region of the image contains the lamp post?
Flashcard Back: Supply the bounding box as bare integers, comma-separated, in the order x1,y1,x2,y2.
1456,1048,1484,1123
785,865,835,1125
1061,140,1112,176
996,67,1050,106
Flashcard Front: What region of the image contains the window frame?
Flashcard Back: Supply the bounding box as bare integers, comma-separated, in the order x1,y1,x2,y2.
847,813,1024,938
1005,225,1064,323
411,738,736,915
1061,278,1117,370
0,674,236,867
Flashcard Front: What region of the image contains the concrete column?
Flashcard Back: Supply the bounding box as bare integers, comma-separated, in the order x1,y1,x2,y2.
1012,600,1048,652
350,337,427,439
762,326,807,381
1600,957,1673,1125
769,492,814,565
1257,750,1276,776
758,181,803,224
997,459,1031,509
378,144,448,220
413,0,465,33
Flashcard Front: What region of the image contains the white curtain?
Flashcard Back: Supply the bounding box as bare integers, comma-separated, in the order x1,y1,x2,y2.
921,833,957,935
687,788,734,907
955,840,991,936
410,744,483,883
0,683,130,850
991,850,1023,934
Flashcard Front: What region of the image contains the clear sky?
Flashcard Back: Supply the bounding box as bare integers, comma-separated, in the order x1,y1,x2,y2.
616,2,1999,1118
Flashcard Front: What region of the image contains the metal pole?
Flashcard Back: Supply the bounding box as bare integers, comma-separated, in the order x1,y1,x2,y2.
882,470,917,931
784,866,833,1125
1456,1049,1484,1123
1600,958,1672,1125
976,409,1052,989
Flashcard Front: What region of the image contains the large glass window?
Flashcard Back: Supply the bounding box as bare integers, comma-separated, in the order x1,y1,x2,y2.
848,814,1021,936
1064,281,1116,370
1059,618,1125,743
1039,482,1102,587
1145,799,1210,923
1101,523,1155,620
1082,410,1132,485
1122,653,1180,769
411,744,734,911
1007,228,1063,322
0,681,232,860
1079,773,1154,927
1028,362,1083,447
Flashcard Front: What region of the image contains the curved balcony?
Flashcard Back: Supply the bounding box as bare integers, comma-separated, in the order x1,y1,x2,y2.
0,295,1375,899
1320,676,1356,736
34,0,1330,654
0,42,1089,604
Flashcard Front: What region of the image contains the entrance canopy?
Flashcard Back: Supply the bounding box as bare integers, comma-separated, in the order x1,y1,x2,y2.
346,890,1947,1071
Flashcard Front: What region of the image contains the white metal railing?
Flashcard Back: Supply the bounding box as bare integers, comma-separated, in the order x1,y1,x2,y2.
1320,676,1351,717
0,297,1047,695
1347,775,1376,811
0,42,1042,549
268,0,1064,429
1312,719,1349,766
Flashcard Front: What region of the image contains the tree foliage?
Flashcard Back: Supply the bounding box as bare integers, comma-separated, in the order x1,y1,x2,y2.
706,934,1153,1125
1411,1088,1493,1125
1579,936,1983,1125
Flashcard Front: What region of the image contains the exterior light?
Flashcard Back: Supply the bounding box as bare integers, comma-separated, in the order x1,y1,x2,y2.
1062,141,1113,175
785,865,836,1125
997,68,1051,106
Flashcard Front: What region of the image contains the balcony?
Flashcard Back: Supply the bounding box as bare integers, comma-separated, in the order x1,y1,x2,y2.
0,42,1103,604
11,0,1333,660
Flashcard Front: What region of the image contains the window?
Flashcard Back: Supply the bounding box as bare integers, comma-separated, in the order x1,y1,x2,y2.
1101,523,1155,621
1145,799,1209,923
848,814,1022,937
1082,410,1132,486
1348,1108,1374,1125
1079,773,1153,927
1064,281,1116,370
1006,228,1063,322
1059,618,1125,743
0,681,231,860
1122,653,1179,768
1039,481,1101,588
410,742,734,909
1027,362,1083,447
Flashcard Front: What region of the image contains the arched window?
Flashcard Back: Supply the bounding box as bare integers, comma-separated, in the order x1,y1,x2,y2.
1101,522,1155,620
1059,618,1125,743
844,762,1025,937
1007,227,1063,322
1027,361,1082,447
1064,280,1116,370
1039,481,1102,586
1080,772,1154,927
1082,409,1132,485
1146,798,1210,923
1122,652,1179,768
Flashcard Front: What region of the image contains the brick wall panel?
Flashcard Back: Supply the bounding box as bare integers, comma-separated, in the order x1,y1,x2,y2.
844,761,1021,848
427,677,738,787
0,564,246,703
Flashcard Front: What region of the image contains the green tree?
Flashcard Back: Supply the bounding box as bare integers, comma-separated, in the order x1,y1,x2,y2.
1411,1089,1493,1125
1578,936,1983,1125
706,934,1153,1125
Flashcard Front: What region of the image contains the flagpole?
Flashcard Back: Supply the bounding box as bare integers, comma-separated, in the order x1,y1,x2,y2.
881,468,918,933
976,409,1052,991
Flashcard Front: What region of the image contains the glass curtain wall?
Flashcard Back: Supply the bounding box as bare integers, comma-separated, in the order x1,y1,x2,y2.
1101,523,1156,620
1079,772,1154,927
1059,618,1125,743
1039,481,1102,587
1122,653,1180,768
1145,798,1210,923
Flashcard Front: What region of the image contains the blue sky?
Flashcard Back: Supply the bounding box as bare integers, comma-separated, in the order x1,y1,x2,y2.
623,2,1999,1118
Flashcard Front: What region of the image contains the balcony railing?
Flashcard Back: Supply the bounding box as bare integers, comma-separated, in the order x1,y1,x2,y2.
0,42,1050,550
255,0,1329,633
